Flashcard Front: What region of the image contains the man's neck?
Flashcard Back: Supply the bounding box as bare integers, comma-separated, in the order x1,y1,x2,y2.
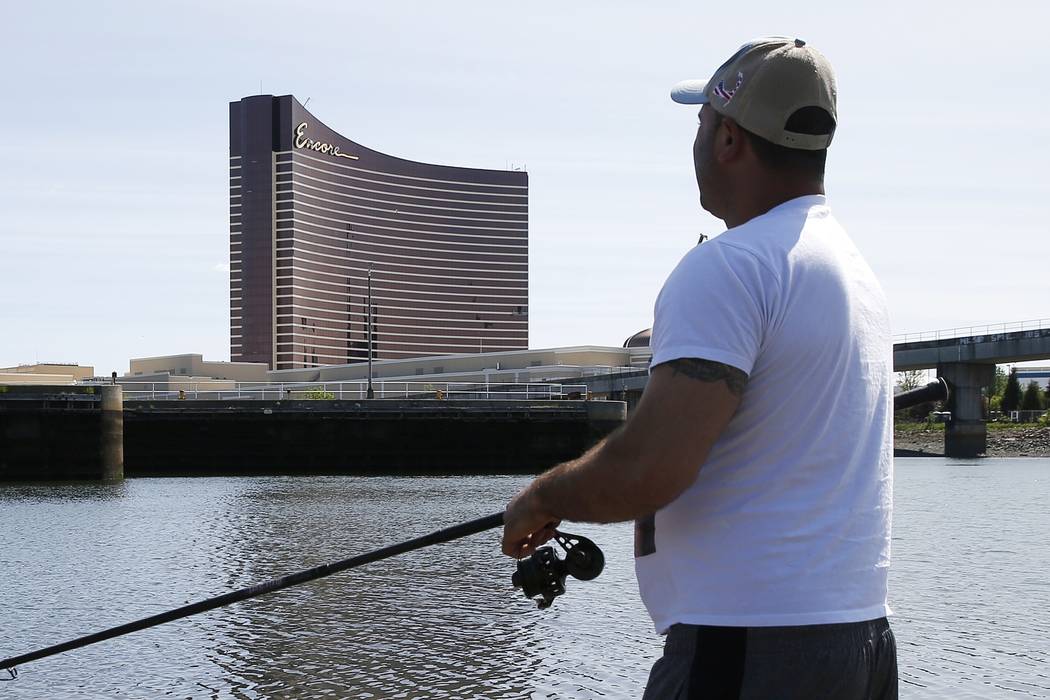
723,181,824,229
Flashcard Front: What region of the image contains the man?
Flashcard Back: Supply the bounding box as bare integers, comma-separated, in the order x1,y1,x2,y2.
502,37,897,698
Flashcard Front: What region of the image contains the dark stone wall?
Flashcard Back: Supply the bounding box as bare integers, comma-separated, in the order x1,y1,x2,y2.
0,386,123,481
123,400,623,475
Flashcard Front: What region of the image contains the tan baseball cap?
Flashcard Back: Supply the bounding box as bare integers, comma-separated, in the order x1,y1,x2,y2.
671,37,837,150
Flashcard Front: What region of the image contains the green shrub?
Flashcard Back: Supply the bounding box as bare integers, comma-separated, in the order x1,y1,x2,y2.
1002,369,1022,413
1021,381,1044,411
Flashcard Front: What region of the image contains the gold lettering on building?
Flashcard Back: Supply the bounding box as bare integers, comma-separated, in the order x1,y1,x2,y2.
294,122,359,160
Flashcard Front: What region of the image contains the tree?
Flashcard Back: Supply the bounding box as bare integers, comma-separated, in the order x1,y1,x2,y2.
986,365,1007,400
984,365,1008,414
1002,369,1022,413
895,370,925,393
1021,381,1044,411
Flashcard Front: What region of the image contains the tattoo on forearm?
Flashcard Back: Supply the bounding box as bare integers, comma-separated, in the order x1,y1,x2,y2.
664,358,748,397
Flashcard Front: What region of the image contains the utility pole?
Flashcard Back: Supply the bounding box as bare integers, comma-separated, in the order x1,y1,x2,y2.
366,266,375,398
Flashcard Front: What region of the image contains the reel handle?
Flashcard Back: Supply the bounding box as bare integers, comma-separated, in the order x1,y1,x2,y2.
511,529,605,608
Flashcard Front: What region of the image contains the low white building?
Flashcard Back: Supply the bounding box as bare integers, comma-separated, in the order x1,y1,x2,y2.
116,339,653,400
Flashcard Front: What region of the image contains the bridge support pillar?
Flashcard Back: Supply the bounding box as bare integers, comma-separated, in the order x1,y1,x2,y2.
937,362,995,458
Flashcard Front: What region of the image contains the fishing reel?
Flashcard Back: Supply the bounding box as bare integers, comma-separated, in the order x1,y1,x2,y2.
512,531,604,609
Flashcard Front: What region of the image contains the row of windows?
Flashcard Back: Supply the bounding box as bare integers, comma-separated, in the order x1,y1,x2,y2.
276,194,525,238
270,341,526,368
286,150,527,196
275,304,529,329
276,194,525,236
274,168,524,210
277,315,528,336
277,264,525,293
275,213,525,248
276,322,526,341
275,257,526,286
277,261,525,293
273,329,527,345
274,281,526,308
273,267,526,296
275,184,525,229
276,243,525,274
276,226,525,263
278,148,526,189
281,175,526,220
274,273,525,307
275,336,524,355
279,170,525,220
277,329,527,347
277,226,526,262
282,320,522,336
275,270,525,308
279,179,527,223
277,235,525,268
275,277,525,308
274,287,525,317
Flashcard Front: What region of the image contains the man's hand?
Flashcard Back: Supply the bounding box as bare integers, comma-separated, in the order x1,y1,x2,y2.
501,480,560,557
498,358,745,552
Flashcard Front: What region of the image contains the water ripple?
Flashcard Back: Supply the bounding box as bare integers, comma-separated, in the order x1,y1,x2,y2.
0,461,1047,697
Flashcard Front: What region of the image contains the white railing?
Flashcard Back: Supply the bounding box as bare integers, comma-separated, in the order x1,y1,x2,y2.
90,380,588,402
893,318,1050,345
1009,409,1049,424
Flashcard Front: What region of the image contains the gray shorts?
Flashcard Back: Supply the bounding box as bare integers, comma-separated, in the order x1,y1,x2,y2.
642,617,897,700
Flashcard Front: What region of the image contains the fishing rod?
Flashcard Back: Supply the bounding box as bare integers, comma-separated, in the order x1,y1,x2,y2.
0,511,606,679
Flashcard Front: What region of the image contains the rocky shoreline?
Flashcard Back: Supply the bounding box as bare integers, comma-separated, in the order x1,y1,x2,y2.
894,424,1050,458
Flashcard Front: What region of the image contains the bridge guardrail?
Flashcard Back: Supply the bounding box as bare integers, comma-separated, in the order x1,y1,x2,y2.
894,317,1050,345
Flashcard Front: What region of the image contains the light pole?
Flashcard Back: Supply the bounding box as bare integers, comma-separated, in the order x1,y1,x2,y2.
366,266,375,399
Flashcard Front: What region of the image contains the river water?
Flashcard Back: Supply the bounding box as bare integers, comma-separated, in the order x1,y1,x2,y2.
1,458,1047,699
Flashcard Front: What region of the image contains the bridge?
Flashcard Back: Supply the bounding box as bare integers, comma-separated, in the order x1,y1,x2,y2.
571,318,1050,458
892,319,1050,457
893,319,1050,370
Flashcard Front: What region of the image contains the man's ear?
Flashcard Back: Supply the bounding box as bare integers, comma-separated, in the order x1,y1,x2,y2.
715,117,745,164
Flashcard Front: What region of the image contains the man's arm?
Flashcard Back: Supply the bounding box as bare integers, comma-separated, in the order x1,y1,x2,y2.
501,358,747,557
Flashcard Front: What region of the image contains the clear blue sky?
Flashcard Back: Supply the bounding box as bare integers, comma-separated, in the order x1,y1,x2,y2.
2,1,1048,375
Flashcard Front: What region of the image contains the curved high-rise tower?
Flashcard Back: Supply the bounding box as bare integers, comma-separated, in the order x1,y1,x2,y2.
229,95,528,370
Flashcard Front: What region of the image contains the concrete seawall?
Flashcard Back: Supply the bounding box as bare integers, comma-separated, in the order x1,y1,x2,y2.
124,399,625,475
0,385,123,481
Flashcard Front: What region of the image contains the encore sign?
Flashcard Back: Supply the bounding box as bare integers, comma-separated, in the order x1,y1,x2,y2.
294,122,359,160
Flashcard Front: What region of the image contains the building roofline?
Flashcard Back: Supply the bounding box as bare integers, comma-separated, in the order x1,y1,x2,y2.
266,345,634,376
272,94,528,178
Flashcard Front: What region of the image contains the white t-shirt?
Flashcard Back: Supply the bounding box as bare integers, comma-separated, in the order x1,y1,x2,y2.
636,194,893,632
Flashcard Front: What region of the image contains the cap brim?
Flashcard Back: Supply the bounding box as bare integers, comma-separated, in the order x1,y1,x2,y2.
670,79,709,104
